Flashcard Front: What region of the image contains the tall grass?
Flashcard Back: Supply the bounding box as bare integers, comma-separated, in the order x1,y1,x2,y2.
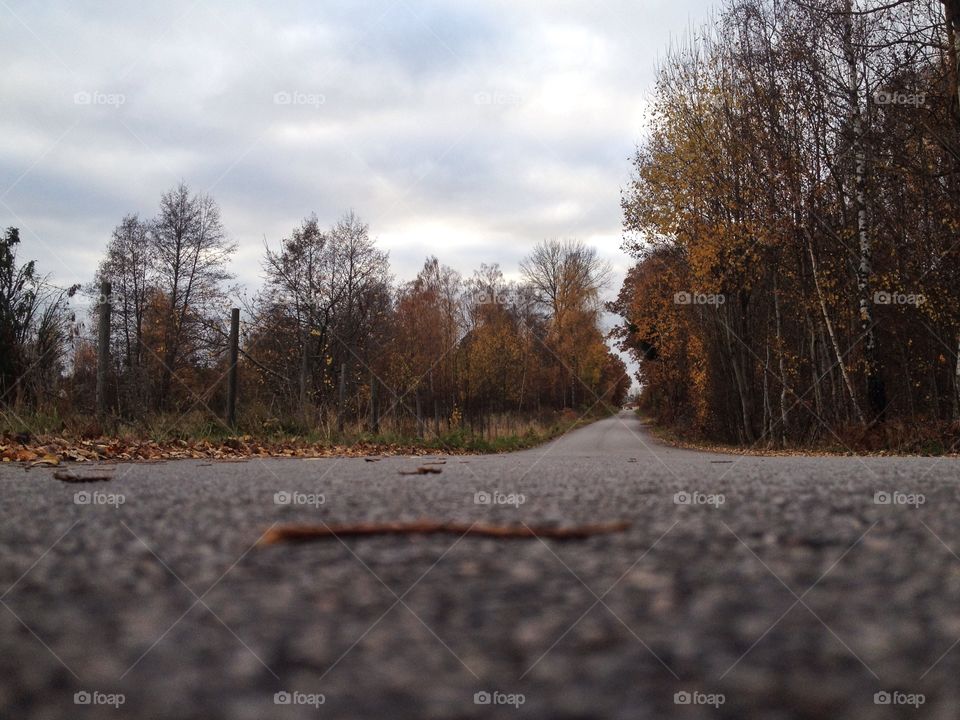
1,402,618,453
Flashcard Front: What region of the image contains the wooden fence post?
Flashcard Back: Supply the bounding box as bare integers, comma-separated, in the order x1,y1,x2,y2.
96,282,111,418
337,362,346,433
226,308,240,428
369,370,379,433
416,392,424,439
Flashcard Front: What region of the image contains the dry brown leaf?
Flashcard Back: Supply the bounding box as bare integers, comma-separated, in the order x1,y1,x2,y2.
29,455,61,468
53,470,113,483
259,520,631,545
398,466,443,476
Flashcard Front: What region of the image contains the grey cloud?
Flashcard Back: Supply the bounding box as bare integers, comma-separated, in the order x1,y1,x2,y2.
1,0,712,300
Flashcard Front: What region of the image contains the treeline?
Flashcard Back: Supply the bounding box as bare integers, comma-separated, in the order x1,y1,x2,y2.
1,183,629,437
611,0,960,446
0,228,80,409
248,218,628,432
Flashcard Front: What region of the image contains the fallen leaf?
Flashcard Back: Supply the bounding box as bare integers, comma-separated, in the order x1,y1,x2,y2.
53,470,113,483
258,520,631,545
29,455,61,468
398,466,443,475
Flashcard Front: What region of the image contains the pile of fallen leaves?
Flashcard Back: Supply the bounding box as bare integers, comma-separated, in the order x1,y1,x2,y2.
0,433,456,464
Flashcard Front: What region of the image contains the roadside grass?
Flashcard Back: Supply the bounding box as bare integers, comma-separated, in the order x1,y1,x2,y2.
357,408,613,453
1,404,618,461
639,410,960,457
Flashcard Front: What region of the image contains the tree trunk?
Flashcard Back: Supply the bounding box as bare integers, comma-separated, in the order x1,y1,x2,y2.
773,273,790,443
337,362,347,433
954,336,960,420
943,0,960,116
721,308,755,443
808,318,824,421
762,344,772,441
807,236,865,425
845,0,885,422
299,328,310,419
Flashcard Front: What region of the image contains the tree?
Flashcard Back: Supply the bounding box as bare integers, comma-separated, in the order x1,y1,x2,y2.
0,227,79,409
521,240,612,407
520,240,611,332
150,182,236,408
260,212,390,418
96,214,150,370
386,257,463,428
0,228,38,400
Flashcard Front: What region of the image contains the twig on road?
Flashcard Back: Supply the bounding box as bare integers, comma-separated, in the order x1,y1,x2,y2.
258,520,631,545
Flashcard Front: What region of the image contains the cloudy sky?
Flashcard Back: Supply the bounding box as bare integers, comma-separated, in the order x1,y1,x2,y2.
1,0,711,311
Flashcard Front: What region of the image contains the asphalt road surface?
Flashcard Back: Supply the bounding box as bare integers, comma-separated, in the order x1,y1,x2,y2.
2,411,959,719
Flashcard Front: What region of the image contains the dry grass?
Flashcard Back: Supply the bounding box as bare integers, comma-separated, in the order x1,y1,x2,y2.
642,414,960,457
1,405,617,462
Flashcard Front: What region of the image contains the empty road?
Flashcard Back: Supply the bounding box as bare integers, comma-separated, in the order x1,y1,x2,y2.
1,411,958,718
